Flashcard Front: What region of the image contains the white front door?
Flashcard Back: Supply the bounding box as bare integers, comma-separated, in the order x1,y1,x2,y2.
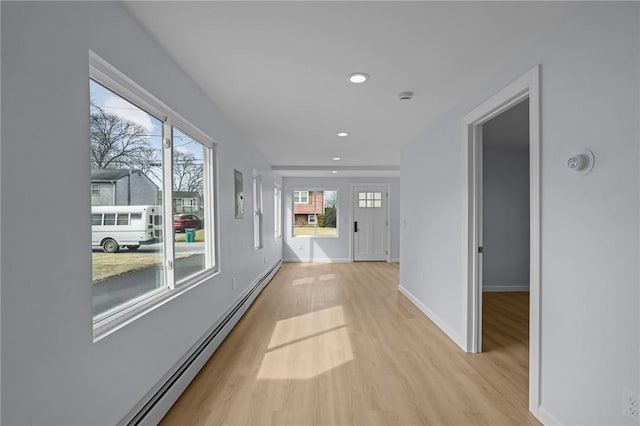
353,186,388,261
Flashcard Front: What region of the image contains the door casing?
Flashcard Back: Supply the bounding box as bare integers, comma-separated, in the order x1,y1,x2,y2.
462,65,541,418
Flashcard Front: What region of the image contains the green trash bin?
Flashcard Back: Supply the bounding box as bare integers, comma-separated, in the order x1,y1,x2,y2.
185,228,196,243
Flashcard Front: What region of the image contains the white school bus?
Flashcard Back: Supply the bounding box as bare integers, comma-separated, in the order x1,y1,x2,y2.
91,205,161,253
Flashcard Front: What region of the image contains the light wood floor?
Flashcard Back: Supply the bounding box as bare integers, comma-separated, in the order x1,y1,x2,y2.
161,263,539,425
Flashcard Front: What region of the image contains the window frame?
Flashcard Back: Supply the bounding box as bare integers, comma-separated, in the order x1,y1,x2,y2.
91,183,100,196
90,51,219,341
253,172,263,250
274,183,282,239
291,188,339,238
293,190,309,204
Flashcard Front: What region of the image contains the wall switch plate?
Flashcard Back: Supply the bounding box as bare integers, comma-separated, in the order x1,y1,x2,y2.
232,277,237,290
623,389,640,423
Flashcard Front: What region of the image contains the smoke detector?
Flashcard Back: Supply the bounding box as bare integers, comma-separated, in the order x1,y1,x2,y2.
398,91,414,101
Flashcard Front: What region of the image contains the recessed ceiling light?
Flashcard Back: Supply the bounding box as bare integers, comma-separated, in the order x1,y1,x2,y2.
331,170,338,174
337,132,349,137
332,157,342,161
348,73,369,84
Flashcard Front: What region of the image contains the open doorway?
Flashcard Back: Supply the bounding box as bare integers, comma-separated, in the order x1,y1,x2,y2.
481,100,530,352
463,65,541,417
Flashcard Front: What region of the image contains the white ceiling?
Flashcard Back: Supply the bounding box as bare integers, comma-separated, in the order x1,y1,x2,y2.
123,1,573,177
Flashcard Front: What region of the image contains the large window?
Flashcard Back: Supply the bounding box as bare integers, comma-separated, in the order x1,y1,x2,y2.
90,54,216,336
253,173,263,250
292,190,337,237
274,184,282,239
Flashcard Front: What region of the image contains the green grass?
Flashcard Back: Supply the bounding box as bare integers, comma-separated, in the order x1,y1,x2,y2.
293,226,337,236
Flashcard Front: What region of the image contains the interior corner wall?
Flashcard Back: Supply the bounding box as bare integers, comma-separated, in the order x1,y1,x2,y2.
482,148,530,291
282,177,400,262
400,3,639,424
1,2,281,425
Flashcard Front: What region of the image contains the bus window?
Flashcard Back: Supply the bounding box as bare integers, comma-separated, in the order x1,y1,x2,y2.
92,214,102,226
116,213,129,226
104,214,116,226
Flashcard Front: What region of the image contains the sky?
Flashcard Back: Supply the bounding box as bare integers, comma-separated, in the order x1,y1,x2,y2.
90,79,204,187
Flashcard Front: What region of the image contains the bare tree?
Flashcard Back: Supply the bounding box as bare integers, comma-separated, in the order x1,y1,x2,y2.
90,102,159,171
173,151,204,194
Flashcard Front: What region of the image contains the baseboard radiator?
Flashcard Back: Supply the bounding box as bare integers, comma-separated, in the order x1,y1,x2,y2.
121,260,282,426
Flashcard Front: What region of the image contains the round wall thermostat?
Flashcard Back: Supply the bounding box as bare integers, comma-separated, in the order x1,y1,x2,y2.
568,150,595,175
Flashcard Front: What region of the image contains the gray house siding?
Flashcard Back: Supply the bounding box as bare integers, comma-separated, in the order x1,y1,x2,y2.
91,182,115,206
91,169,159,206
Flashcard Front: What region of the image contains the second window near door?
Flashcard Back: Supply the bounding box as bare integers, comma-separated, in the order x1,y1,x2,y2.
292,189,338,237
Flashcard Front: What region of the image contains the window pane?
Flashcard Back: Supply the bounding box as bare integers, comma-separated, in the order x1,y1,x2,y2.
274,185,282,239
116,213,129,226
103,213,116,225
253,174,263,250
172,127,206,282
92,214,102,226
293,189,337,236
90,79,165,319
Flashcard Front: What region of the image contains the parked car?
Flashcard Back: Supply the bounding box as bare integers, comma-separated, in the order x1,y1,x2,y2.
173,214,202,232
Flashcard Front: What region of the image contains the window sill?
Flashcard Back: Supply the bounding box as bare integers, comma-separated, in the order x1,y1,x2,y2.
93,267,219,342
291,235,339,239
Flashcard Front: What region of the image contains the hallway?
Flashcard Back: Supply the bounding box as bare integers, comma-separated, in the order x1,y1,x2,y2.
161,262,537,425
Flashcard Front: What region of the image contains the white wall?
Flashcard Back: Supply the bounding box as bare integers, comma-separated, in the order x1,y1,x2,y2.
482,148,530,291
1,2,281,425
283,177,400,262
400,3,639,424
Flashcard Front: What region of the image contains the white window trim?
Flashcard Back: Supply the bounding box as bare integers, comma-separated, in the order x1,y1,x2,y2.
293,190,309,204
291,188,339,238
253,173,263,250
90,51,219,341
274,183,282,239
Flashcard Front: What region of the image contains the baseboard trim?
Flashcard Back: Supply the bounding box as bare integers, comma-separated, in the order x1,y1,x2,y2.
531,404,563,426
283,258,351,263
483,285,529,292
121,260,282,426
389,258,400,263
398,285,465,351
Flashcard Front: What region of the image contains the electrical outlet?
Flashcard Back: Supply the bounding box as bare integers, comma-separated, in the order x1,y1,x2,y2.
623,389,640,423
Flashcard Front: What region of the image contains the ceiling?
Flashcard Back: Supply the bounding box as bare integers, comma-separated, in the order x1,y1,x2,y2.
123,1,573,177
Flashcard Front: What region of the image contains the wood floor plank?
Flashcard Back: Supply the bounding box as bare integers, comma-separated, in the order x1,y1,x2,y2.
160,263,539,425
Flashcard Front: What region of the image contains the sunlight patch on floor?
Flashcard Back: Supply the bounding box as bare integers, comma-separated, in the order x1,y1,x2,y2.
318,273,335,281
267,305,346,349
258,305,353,379
257,326,352,380
291,277,315,286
